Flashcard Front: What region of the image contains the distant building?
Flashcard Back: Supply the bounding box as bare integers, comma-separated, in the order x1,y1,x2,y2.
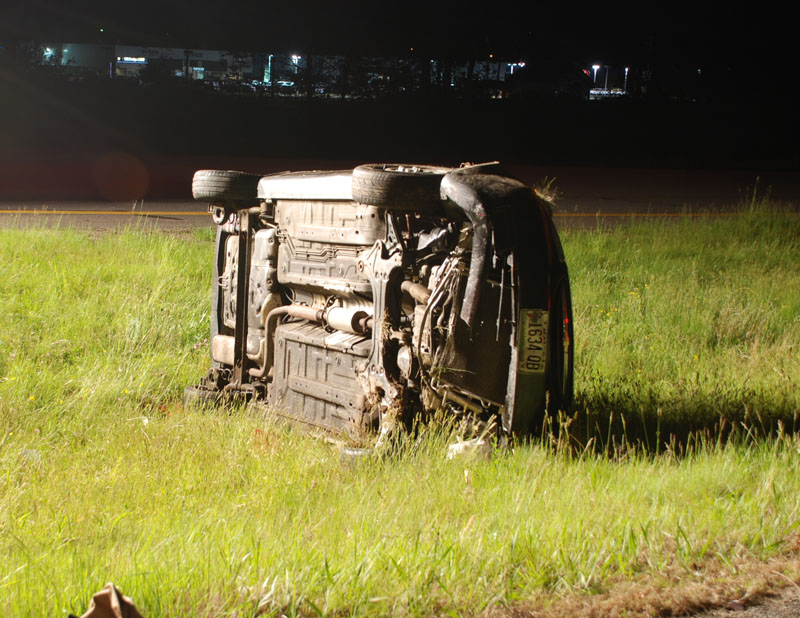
46,43,254,81
37,42,551,99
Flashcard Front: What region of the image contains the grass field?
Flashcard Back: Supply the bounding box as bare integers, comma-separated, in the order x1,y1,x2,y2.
1,205,799,617
569,202,800,446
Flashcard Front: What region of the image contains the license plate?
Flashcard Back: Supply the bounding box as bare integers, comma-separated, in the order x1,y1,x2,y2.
518,309,549,374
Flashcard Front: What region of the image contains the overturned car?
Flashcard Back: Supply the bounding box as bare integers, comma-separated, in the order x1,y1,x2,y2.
187,163,573,438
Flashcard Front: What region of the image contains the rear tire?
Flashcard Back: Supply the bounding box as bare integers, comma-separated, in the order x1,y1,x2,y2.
192,170,261,202
351,163,450,211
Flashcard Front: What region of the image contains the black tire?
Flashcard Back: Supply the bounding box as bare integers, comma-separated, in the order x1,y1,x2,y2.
192,170,262,202
547,275,574,414
182,385,223,408
351,163,450,211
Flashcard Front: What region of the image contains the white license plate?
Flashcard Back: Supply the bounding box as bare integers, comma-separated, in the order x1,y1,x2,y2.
518,309,549,374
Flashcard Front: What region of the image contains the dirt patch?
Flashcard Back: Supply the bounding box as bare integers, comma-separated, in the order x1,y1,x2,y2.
482,557,800,618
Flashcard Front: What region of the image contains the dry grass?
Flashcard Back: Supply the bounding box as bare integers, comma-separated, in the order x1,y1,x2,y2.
519,557,800,617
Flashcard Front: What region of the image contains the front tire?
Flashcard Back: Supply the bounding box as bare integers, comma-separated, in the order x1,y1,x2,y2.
182,385,223,408
192,170,261,202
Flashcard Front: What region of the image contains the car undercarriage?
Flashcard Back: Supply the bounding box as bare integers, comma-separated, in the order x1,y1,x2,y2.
186,162,573,441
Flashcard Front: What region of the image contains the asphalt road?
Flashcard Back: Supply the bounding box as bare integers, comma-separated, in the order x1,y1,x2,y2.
1,164,798,230
0,200,210,231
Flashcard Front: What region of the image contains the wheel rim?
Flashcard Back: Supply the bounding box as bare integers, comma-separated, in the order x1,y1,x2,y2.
374,163,451,175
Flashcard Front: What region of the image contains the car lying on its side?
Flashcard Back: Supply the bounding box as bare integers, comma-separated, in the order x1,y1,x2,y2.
186,162,573,439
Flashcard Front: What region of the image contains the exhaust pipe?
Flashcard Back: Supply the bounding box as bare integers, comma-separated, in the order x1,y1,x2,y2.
248,304,371,378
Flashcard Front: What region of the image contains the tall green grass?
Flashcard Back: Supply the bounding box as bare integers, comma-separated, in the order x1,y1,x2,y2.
0,224,211,417
566,204,800,444
1,208,799,617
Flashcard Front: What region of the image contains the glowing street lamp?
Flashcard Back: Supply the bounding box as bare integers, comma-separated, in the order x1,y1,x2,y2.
592,64,600,83
624,67,629,93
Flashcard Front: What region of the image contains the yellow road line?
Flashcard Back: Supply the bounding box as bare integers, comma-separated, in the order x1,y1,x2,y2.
0,210,208,216
553,211,740,217
1,209,794,218
554,212,797,217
